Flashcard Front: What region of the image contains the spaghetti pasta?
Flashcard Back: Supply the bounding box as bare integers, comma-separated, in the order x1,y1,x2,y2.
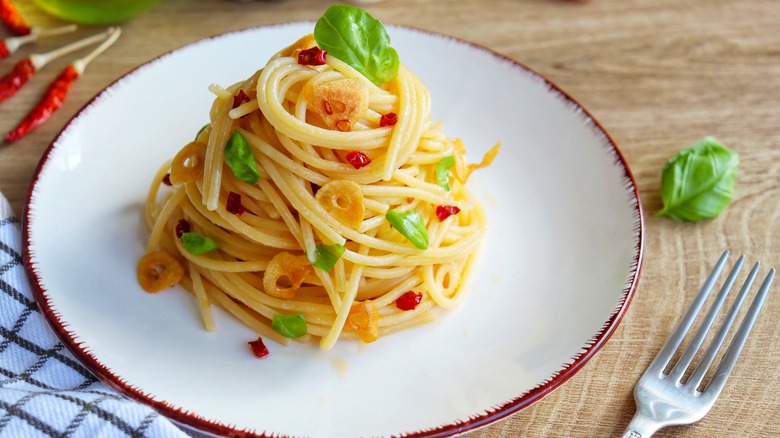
140,16,498,351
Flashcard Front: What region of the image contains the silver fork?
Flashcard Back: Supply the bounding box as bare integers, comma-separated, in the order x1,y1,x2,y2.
622,250,775,437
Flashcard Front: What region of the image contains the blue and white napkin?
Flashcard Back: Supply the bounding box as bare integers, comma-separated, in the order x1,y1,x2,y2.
0,193,187,437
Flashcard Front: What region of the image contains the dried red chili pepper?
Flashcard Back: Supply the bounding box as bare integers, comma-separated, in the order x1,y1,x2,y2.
248,337,269,358
380,112,398,127
0,57,35,104
5,29,121,141
175,219,190,238
226,191,245,215
298,46,327,66
232,89,250,109
5,64,78,142
435,205,461,221
396,291,423,311
345,151,371,169
1,25,78,61
162,173,172,186
0,0,31,36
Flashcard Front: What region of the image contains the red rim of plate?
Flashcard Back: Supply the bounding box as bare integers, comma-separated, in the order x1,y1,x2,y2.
22,22,645,438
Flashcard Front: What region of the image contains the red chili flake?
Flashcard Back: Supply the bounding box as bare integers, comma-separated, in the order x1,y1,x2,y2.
435,205,461,222
226,191,245,215
0,41,9,60
232,89,250,109
345,151,372,169
248,337,269,358
0,57,36,105
175,219,190,238
380,112,398,127
298,46,327,66
396,291,423,311
162,173,172,186
0,0,32,36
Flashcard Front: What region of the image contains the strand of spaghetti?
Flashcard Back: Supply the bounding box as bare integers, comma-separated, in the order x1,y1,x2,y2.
187,261,216,331
202,93,234,210
366,275,422,309
393,72,432,171
188,182,299,249
391,167,447,196
239,127,330,186
222,175,280,220
320,242,368,350
258,154,346,246
146,161,171,228
208,268,334,315
146,187,186,253
299,211,342,310
200,279,292,346
378,311,437,337
256,178,305,249
355,272,415,300
180,201,282,261
178,246,269,272
380,65,414,180
262,154,454,259
275,131,389,184
378,300,436,327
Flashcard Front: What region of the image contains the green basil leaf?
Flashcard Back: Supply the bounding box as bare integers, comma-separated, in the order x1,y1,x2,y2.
309,243,346,272
195,124,209,141
224,130,260,184
272,314,308,338
656,137,739,221
181,232,219,255
435,156,455,191
314,4,399,85
386,209,428,250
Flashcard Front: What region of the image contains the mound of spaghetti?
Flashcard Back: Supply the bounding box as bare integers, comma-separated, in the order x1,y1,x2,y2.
139,5,499,351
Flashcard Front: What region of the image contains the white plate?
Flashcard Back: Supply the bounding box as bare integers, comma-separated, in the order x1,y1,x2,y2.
24,23,644,437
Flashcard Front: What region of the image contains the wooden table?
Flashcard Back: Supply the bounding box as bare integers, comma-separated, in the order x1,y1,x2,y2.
2,0,778,436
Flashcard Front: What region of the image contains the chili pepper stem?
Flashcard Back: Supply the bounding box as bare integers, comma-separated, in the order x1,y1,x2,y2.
29,27,116,71
3,24,78,54
72,27,121,75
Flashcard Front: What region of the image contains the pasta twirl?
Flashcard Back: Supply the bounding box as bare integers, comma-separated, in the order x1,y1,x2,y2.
139,18,498,352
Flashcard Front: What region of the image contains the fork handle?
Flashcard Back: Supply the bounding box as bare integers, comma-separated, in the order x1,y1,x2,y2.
621,411,663,438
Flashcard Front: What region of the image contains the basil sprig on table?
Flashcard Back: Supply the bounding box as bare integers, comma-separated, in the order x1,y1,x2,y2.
224,130,260,184
314,4,399,85
272,314,308,338
309,243,346,272
181,232,219,255
386,209,429,250
656,137,739,221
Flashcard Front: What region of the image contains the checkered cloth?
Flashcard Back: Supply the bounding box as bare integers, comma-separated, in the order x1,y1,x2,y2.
0,194,187,437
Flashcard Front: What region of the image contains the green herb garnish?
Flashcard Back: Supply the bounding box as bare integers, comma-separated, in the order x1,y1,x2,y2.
386,209,428,250
656,137,739,221
272,314,308,338
435,156,455,191
181,232,219,255
195,124,209,141
309,243,346,272
314,4,399,86
224,130,260,184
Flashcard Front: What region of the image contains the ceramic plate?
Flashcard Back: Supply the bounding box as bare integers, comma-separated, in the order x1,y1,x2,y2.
24,23,644,437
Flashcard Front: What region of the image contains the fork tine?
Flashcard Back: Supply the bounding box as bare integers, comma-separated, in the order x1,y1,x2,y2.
647,250,730,375
686,261,759,390
667,255,744,383
705,267,775,397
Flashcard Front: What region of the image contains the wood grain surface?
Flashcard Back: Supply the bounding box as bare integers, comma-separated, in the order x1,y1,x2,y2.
1,0,779,436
